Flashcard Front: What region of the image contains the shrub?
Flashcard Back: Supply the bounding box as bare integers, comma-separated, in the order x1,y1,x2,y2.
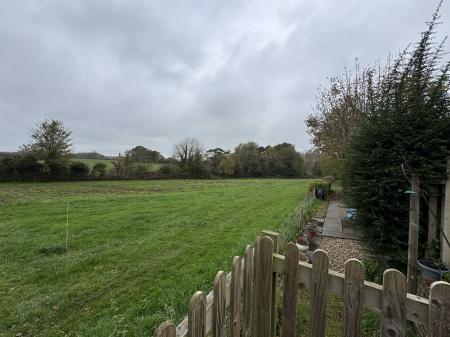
69,162,90,180
92,162,107,178
47,160,68,181
343,10,450,263
158,164,181,178
0,156,17,181
15,155,44,181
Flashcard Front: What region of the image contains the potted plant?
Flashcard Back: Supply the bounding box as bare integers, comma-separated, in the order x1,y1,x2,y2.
417,259,450,283
310,179,332,200
304,223,320,250
296,236,309,253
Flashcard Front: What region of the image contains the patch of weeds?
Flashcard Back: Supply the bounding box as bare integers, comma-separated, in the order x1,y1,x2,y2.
364,258,386,284
278,196,318,246
37,245,67,256
295,288,342,337
362,311,380,337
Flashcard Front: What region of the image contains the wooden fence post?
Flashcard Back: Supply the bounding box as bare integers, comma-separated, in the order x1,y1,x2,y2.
255,236,274,337
231,256,242,337
213,271,226,337
310,249,329,337
442,158,450,267
407,175,420,294
243,245,254,337
261,230,280,337
155,321,176,337
382,269,406,337
188,291,206,337
252,236,261,337
343,259,365,337
281,242,299,337
427,193,438,258
428,281,450,337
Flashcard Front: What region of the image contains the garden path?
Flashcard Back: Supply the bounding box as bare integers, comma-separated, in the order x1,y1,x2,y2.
322,200,343,238
322,199,359,239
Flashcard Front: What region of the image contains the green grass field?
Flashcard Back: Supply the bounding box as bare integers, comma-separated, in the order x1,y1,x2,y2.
75,159,162,172
0,179,311,336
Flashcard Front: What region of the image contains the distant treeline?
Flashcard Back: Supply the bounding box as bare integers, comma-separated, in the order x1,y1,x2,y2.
0,120,333,182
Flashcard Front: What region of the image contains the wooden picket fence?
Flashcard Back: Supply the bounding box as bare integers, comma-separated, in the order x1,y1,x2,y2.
155,231,450,337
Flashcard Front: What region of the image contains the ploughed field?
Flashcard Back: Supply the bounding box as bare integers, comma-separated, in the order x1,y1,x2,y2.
0,179,311,337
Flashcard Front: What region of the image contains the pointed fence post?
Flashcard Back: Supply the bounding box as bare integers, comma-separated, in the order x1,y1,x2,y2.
188,291,206,337
252,236,261,337
243,245,254,337
230,256,242,337
343,259,365,337
382,269,406,337
428,281,450,337
261,230,280,337
254,236,274,337
310,249,329,337
213,271,226,337
155,321,176,337
281,242,299,337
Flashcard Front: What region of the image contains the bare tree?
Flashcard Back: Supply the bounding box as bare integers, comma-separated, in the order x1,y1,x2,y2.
305,60,379,160
173,137,205,171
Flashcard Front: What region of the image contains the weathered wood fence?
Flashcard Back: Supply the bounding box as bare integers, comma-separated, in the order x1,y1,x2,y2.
155,231,450,337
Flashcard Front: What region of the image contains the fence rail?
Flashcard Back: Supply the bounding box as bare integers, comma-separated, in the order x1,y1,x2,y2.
155,231,450,337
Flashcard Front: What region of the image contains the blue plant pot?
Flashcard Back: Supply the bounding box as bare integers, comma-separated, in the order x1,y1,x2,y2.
417,259,449,281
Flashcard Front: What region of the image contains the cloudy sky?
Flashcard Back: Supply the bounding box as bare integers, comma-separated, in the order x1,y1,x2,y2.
0,0,449,156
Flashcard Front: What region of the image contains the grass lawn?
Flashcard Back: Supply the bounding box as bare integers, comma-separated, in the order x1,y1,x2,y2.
75,159,162,172
0,179,311,337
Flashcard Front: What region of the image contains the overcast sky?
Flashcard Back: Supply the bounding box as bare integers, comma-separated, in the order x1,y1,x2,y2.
0,0,449,156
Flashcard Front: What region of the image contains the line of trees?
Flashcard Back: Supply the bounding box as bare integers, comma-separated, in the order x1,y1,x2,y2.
0,120,330,182
171,138,308,178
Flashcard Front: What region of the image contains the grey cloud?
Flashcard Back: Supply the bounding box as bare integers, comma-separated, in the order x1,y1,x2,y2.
1,0,448,156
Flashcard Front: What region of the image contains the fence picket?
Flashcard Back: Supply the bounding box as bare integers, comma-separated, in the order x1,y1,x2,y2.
156,232,450,337
310,249,329,337
212,271,226,337
231,256,242,337
243,245,254,337
262,230,280,337
188,291,206,337
154,321,176,337
428,281,450,337
281,242,299,337
252,236,261,337
343,259,365,337
382,269,406,337
255,236,274,337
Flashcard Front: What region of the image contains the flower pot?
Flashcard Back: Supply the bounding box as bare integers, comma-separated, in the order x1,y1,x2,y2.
296,243,309,253
417,259,449,282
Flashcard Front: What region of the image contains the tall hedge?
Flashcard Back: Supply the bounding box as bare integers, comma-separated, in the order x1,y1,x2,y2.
343,10,450,266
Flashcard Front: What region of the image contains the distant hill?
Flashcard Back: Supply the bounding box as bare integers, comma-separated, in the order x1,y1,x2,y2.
73,152,109,160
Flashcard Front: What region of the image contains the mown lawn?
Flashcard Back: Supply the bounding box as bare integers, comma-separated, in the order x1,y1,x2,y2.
0,179,311,337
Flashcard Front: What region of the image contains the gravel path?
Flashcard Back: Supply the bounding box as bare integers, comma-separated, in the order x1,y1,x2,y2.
319,237,366,273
